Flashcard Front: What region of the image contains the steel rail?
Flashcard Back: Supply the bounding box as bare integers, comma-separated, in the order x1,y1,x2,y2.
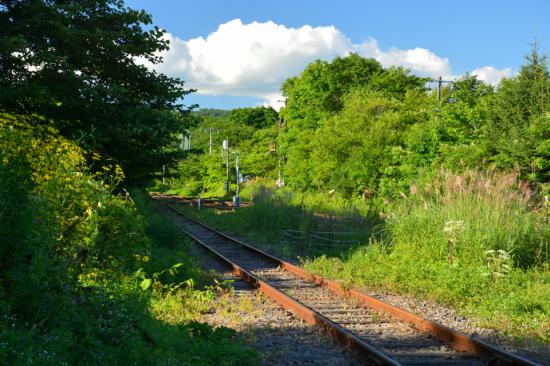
162,200,541,366
163,204,400,365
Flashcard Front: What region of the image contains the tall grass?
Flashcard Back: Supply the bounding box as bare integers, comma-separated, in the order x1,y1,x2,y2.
392,169,548,268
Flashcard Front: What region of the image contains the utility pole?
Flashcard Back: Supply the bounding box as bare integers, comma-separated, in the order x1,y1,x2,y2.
181,131,191,151
161,147,166,191
208,127,219,155
431,76,453,103
234,151,240,209
276,99,287,187
437,76,442,103
278,155,282,187
235,151,240,195
276,126,283,188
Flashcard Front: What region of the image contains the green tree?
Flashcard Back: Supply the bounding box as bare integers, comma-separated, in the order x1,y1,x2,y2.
229,106,278,129
279,54,428,191
368,66,428,100
307,89,428,197
0,0,194,180
486,46,550,181
240,125,279,179
280,54,383,129
426,75,494,170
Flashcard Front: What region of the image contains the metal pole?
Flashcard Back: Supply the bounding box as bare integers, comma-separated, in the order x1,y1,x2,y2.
278,156,282,186
235,151,240,196
276,116,284,187
225,140,230,196
162,147,166,191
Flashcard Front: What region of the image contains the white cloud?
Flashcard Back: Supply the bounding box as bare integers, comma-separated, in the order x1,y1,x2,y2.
355,39,453,79
142,19,513,108
260,92,286,110
149,19,351,99
471,66,513,85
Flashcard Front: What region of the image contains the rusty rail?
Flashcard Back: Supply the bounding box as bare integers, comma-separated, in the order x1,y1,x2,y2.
161,200,541,366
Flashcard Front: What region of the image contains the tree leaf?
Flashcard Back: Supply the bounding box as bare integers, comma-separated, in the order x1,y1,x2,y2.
140,278,152,291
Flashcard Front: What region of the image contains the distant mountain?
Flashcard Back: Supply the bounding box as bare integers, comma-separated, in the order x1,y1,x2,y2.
192,108,231,118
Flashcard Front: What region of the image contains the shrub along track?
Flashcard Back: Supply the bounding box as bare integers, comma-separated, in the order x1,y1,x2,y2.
153,196,541,366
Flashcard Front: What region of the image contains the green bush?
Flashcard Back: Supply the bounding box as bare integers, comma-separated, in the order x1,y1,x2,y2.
0,113,151,364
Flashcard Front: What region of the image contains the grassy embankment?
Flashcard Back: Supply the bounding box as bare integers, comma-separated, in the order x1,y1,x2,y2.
175,173,549,343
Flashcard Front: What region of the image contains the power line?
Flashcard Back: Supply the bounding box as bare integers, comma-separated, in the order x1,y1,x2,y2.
428,76,454,103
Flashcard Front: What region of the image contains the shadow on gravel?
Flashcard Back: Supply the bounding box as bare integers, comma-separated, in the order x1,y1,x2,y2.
241,325,364,366
236,322,547,366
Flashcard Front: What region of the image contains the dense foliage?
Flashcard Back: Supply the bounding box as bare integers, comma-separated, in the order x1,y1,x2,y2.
174,49,549,201
0,113,254,365
0,2,255,362
273,49,550,201
0,0,194,180
278,55,428,191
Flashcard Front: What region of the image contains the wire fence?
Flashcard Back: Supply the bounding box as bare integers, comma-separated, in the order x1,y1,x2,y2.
280,229,365,248
290,212,371,232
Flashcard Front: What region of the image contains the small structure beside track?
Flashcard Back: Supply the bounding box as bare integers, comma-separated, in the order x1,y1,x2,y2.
153,193,253,210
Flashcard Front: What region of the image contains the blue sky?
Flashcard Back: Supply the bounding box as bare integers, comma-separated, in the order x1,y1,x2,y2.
127,0,549,109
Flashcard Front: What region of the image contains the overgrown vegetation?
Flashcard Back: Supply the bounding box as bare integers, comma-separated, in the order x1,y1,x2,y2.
170,47,550,200
167,48,550,344
0,1,260,363
2,0,549,360
177,173,550,341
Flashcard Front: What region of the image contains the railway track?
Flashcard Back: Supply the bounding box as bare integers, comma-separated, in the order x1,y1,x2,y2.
155,197,541,366
155,193,253,210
